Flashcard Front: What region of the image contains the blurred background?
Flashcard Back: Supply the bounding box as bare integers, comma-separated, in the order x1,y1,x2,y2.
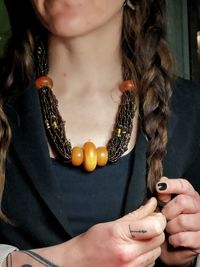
0,0,199,83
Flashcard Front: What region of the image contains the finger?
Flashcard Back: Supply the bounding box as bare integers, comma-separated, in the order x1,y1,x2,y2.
133,247,161,267
157,192,171,208
121,197,157,222
168,231,200,251
127,233,164,259
117,234,164,263
156,177,171,207
166,213,200,234
156,177,198,197
160,241,197,266
162,194,200,220
125,213,166,240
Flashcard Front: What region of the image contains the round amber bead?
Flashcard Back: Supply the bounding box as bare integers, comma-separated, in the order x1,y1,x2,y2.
83,142,97,172
97,147,108,166
35,76,53,90
119,80,136,93
72,147,83,166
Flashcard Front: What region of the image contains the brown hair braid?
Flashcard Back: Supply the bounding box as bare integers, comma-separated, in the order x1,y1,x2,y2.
123,0,175,192
0,0,175,217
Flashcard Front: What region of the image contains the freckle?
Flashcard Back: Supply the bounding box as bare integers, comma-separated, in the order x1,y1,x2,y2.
63,73,67,77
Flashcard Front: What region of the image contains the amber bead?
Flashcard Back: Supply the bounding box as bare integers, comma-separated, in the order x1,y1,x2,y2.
119,80,136,93
117,128,122,138
51,121,58,129
83,142,97,172
72,147,83,166
35,76,53,90
97,147,108,166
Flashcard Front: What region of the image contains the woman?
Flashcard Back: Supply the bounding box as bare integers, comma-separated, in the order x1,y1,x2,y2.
0,0,199,266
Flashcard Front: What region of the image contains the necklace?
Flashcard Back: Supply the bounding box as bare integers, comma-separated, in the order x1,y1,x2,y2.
35,45,137,171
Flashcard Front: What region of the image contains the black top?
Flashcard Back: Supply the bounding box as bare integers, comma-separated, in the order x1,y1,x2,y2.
51,149,134,235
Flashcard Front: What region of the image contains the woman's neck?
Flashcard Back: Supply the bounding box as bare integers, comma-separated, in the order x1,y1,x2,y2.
47,11,123,96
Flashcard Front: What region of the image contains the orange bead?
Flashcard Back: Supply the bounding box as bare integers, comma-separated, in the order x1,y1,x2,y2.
97,147,108,166
83,142,97,172
72,147,83,166
119,80,136,93
35,76,53,90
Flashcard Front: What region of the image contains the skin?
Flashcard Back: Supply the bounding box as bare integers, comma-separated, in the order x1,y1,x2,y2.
156,177,200,266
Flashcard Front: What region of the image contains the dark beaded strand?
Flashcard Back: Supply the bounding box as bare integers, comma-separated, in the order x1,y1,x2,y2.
107,90,136,162
39,87,72,161
35,44,137,168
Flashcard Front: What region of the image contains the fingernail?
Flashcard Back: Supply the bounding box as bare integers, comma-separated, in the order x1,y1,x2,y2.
157,183,167,191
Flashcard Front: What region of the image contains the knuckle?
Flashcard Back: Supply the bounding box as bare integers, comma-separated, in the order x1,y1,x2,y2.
179,179,192,193
153,220,163,235
192,198,200,212
175,194,187,208
114,247,132,265
176,215,186,230
151,215,165,235
176,236,184,247
174,233,185,247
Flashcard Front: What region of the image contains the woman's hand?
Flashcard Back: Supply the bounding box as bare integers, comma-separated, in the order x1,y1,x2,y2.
156,177,200,266
9,198,166,267
69,197,166,267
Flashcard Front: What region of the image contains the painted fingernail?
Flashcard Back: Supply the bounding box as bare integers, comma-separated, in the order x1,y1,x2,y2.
157,183,167,191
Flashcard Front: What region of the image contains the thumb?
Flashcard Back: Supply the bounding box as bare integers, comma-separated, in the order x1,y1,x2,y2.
121,197,157,222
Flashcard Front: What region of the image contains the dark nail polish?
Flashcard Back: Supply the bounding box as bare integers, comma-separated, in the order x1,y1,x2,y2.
157,183,167,191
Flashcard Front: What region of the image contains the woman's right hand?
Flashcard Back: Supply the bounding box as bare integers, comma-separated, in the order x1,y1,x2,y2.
10,198,166,267
61,197,166,267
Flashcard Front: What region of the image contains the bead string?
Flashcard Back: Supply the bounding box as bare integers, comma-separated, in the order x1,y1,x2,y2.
35,44,137,171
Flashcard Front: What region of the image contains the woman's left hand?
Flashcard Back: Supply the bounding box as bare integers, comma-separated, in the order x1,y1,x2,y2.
156,177,200,266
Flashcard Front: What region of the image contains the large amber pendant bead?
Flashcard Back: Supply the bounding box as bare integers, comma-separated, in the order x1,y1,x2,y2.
83,142,97,172
97,147,108,166
72,147,83,166
35,76,53,90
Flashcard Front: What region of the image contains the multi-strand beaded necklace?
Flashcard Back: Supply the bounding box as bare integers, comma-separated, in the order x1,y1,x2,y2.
35,45,137,171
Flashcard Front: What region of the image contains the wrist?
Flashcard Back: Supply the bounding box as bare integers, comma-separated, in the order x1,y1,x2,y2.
58,234,86,267
33,235,86,267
